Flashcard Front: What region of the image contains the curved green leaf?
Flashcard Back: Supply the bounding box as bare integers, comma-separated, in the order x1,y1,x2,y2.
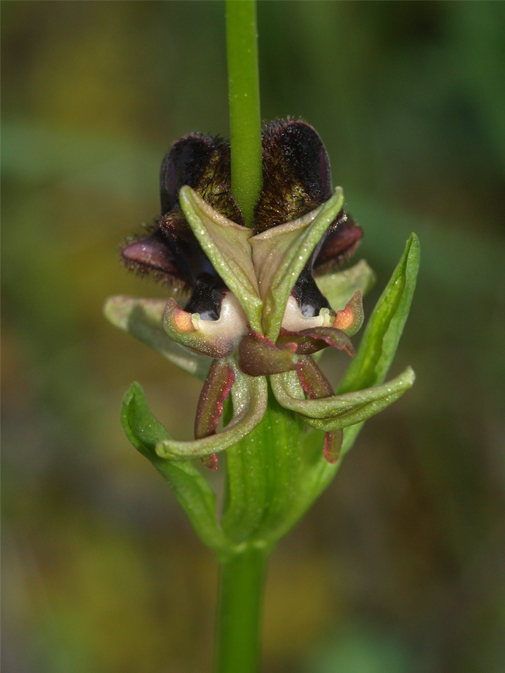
121,381,231,556
339,233,420,393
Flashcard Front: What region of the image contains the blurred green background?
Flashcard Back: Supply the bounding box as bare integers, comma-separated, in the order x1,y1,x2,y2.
2,2,505,672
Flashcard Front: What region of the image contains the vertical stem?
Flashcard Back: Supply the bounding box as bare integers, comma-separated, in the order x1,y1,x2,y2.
214,547,268,673
226,0,262,227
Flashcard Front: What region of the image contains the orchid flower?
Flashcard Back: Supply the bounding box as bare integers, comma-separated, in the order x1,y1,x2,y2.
105,120,416,474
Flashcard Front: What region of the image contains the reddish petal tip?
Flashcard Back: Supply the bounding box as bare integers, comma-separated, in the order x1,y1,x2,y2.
323,430,343,464
201,453,218,471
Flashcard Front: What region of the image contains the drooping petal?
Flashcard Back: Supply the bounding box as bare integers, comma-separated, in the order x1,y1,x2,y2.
293,357,343,464
178,186,263,331
155,366,268,461
295,356,334,399
271,366,415,423
250,187,345,341
104,295,210,381
323,430,343,464
163,292,248,359
238,331,298,377
195,359,236,470
277,325,355,357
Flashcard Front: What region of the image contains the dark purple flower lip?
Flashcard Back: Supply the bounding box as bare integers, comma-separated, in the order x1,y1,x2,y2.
121,119,362,323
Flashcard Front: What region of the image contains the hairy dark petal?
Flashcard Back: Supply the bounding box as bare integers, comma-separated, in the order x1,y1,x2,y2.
159,133,244,224
120,230,187,287
254,119,333,233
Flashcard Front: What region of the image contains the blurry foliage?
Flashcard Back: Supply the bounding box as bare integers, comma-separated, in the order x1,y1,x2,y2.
2,2,504,673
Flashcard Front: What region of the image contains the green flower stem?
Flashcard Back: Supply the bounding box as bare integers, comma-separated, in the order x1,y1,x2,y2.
226,0,262,227
214,546,268,673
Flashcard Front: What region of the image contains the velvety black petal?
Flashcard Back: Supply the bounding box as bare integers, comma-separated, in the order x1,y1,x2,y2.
254,119,333,233
159,133,244,224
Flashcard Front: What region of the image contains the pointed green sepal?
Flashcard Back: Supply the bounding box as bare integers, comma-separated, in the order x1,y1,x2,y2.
104,295,210,381
251,187,345,341
179,186,263,331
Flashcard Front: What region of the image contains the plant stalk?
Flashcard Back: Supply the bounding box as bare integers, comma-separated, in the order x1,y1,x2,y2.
214,547,269,673
226,0,262,228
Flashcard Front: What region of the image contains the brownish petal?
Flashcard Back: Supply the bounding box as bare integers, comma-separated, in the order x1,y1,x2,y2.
295,357,343,465
277,326,355,357
323,430,343,464
238,331,298,377
195,359,236,470
295,356,334,399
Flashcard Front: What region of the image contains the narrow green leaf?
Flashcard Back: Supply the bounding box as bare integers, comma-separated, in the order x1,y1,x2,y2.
179,186,263,330
121,382,231,556
339,233,420,393
104,295,210,381
315,259,376,311
251,187,345,341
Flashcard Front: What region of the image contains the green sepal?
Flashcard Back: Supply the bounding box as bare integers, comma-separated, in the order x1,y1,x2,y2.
104,295,210,381
179,186,263,331
251,187,345,341
120,381,231,557
155,365,268,461
315,259,376,312
270,366,415,426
